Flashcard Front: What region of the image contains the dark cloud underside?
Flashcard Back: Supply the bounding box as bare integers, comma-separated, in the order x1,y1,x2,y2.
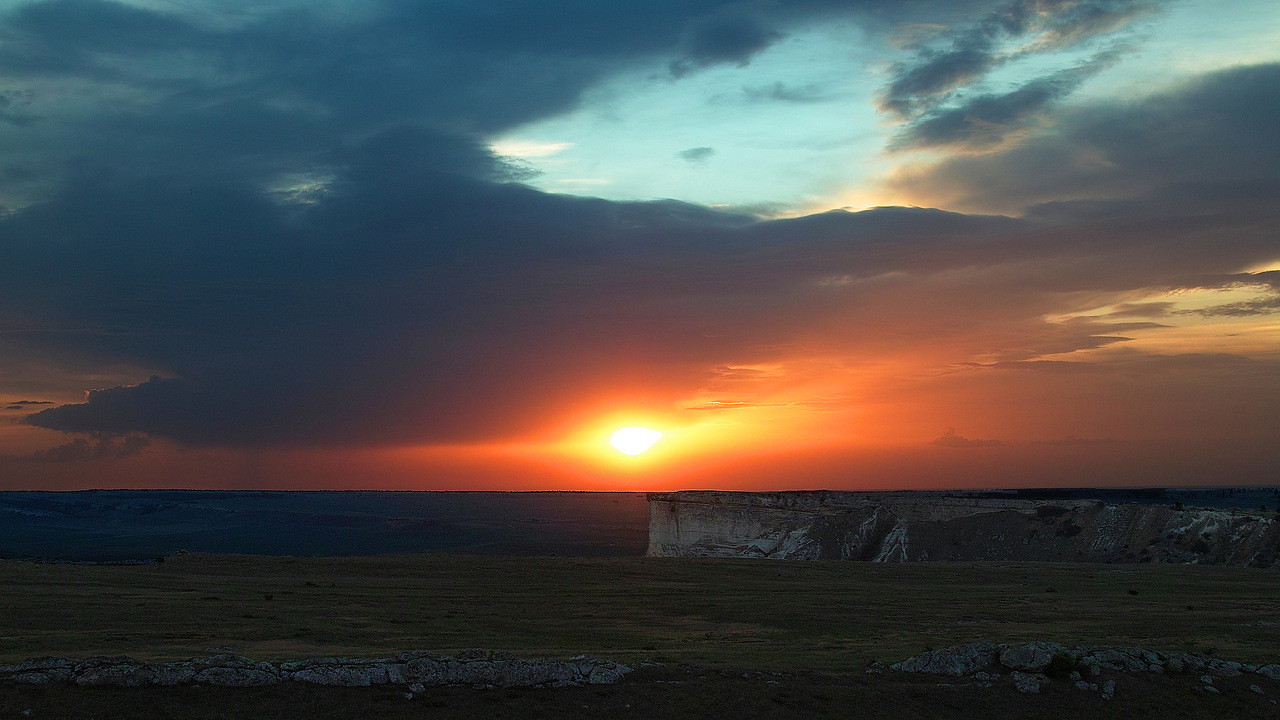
0,0,1274,455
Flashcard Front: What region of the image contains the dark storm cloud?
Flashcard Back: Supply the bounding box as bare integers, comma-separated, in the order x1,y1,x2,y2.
0,0,1276,450
890,50,1122,150
1,433,149,462
0,94,36,127
879,0,1157,118
669,10,782,77
897,63,1280,213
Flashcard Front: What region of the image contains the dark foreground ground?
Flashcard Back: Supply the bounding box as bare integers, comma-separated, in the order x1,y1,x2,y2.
4,664,1278,720
2,554,1278,718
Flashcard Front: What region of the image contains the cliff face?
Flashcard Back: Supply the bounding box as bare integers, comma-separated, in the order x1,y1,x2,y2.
647,491,1280,566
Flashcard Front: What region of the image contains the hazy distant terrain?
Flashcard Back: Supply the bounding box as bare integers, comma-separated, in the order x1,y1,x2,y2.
2,488,1275,562
0,491,649,561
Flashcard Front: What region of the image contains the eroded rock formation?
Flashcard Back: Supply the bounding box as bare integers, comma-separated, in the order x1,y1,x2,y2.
891,641,1280,696
0,651,631,688
647,491,1280,566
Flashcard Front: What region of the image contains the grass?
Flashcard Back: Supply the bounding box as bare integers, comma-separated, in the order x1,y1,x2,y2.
2,553,1278,671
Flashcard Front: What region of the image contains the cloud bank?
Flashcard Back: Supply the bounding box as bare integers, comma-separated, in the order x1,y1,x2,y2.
0,0,1273,487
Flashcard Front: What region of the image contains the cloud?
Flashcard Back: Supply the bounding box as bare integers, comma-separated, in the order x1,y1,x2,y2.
889,63,1280,214
1032,436,1116,445
890,49,1123,150
0,93,37,127
878,0,1157,118
741,81,831,104
676,146,716,163
669,11,783,78
1176,295,1280,318
0,1,1276,459
931,428,1002,448
2,434,149,462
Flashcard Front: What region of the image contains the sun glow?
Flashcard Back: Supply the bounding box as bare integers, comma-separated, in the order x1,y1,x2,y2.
609,426,662,455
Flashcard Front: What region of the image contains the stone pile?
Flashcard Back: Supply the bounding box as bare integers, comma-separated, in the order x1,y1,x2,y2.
0,651,631,689
891,642,1280,698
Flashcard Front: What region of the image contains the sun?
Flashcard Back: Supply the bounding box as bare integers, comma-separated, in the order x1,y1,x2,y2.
610,426,662,455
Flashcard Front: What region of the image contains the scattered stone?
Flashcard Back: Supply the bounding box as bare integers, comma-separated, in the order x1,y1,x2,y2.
1011,671,1048,694
1074,680,1098,692
891,642,998,676
74,660,154,687
1258,665,1280,680
1251,684,1265,695
1101,679,1115,700
195,666,280,687
1206,659,1243,677
1204,685,1219,694
0,652,631,689
1200,674,1214,685
1000,642,1064,672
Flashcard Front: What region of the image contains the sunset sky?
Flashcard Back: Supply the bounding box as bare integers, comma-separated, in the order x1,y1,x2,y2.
1,0,1277,490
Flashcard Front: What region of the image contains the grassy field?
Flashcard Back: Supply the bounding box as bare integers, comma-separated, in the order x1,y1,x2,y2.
2,553,1278,671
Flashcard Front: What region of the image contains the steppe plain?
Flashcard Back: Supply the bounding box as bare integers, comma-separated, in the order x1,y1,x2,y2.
3,552,1279,718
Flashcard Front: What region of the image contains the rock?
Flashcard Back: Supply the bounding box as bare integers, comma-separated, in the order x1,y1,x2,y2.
0,652,631,690
1205,659,1243,677
893,643,998,676
195,667,280,686
75,662,154,687
1200,674,1214,685
1257,664,1280,680
152,663,197,686
1251,684,1265,695
1000,642,1064,672
1011,672,1048,693
196,654,256,669
1204,685,1219,694
1074,680,1098,692
1101,679,1115,700
1165,656,1184,673
1090,648,1148,673
1068,671,1082,681
290,664,396,686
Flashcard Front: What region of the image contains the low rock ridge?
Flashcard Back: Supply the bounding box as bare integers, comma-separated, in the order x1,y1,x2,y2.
888,642,1280,698
647,491,1280,566
0,651,631,689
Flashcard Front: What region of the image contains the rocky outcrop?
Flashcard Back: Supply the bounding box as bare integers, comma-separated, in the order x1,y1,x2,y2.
891,642,1280,697
647,491,1280,566
0,652,631,689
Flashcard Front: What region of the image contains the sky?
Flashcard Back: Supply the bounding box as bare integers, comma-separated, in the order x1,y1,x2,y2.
0,0,1277,491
